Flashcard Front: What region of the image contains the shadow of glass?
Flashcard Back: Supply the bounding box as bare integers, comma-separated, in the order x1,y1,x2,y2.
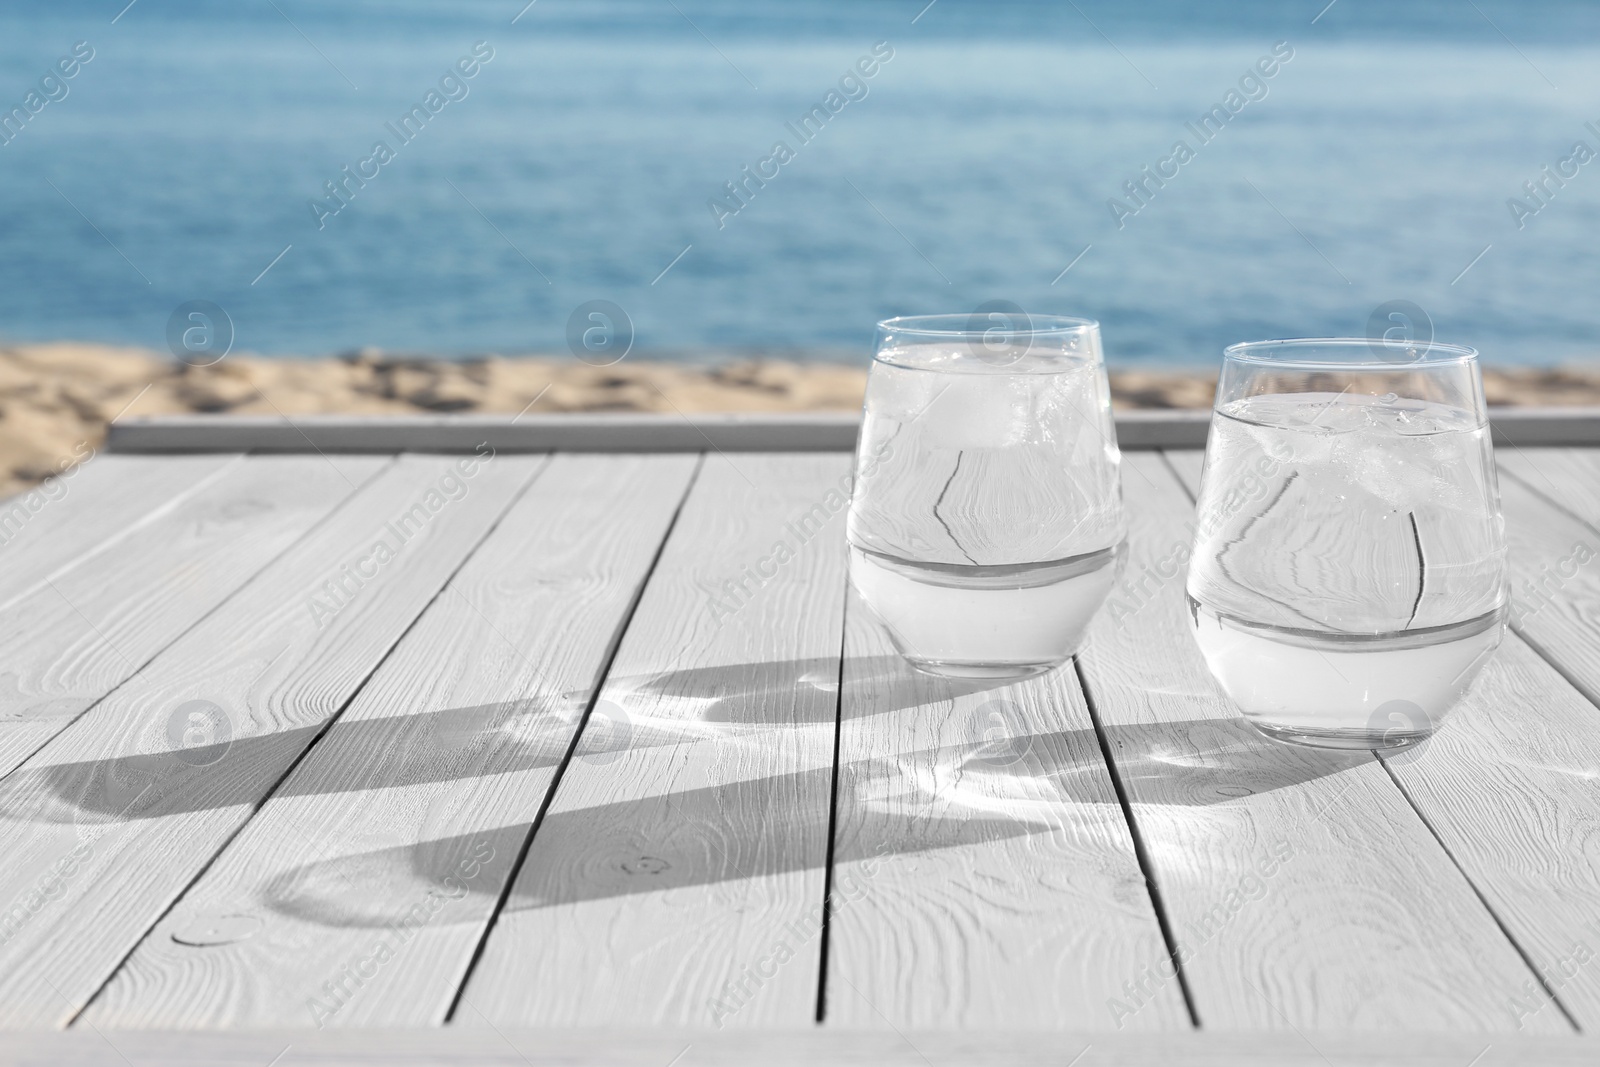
1102,716,1371,804
599,653,978,724
9,699,584,826
13,654,997,825
260,822,530,930
8,658,1362,889
253,715,1361,929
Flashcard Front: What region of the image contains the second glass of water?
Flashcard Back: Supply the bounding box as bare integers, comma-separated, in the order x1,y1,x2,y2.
1185,338,1508,749
847,313,1127,680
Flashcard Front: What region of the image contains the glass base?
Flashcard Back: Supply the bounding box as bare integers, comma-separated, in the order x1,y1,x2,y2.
1248,719,1436,752
903,656,1061,681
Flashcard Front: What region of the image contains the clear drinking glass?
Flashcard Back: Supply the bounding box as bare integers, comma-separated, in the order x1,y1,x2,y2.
1185,338,1508,750
847,311,1127,679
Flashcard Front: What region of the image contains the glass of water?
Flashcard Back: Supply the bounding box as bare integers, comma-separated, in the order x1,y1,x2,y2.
847,311,1127,679
1185,338,1508,750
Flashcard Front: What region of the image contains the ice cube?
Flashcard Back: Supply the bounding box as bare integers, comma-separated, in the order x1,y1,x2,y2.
915,372,1030,450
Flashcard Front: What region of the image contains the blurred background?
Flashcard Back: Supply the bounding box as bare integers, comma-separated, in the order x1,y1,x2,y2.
0,0,1598,486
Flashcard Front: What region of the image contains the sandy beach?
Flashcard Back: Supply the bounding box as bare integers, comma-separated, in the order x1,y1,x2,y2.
3,341,1599,495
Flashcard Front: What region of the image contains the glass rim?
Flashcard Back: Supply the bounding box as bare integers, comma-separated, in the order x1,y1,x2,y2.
1224,337,1479,369
877,313,1100,339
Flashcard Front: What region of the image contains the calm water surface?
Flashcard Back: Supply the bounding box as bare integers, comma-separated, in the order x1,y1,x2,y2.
0,0,1597,365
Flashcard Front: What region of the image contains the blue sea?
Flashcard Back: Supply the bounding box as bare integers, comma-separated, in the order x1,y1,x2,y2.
1,0,1598,367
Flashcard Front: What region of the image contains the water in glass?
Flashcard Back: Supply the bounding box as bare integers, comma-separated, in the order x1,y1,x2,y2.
1187,382,1507,749
849,324,1126,679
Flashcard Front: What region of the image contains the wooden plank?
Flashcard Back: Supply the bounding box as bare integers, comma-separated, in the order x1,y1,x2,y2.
81,454,698,1028
1116,411,1210,449
1495,454,1600,706
1487,410,1600,447
822,596,1190,1030
458,453,852,1028
1497,448,1600,690
0,452,541,1027
1169,447,1600,1029
105,408,1600,456
1495,448,1600,516
102,413,1215,454
3,1028,1600,1067
0,453,242,610
1374,635,1600,1033
1237,449,1600,1033
1118,410,1600,451
0,455,391,779
1071,451,1564,1031
107,413,865,454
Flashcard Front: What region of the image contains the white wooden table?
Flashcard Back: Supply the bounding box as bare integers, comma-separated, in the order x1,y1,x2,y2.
3,412,1600,1066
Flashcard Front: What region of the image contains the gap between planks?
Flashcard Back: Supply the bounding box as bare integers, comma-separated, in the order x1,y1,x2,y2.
70,455,558,1029
0,455,400,785
1074,655,1201,1028
0,453,544,1027
1161,447,1593,1031
1085,450,1569,1031
78,454,704,1028
457,454,853,1028
443,455,707,1024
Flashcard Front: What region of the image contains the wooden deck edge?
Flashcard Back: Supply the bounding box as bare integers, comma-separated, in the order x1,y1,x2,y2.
0,1028,1593,1066
106,412,867,454
103,408,1600,454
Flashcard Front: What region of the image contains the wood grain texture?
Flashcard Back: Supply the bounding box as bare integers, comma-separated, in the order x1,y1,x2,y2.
1308,454,1600,1032
82,454,698,1029
1372,634,1600,1033
0,456,390,780
1496,450,1600,706
1078,451,1564,1031
3,1027,1599,1067
0,453,541,1028
823,594,1189,1030
1498,448,1600,527
0,453,242,610
457,453,853,1028
1172,449,1600,1029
